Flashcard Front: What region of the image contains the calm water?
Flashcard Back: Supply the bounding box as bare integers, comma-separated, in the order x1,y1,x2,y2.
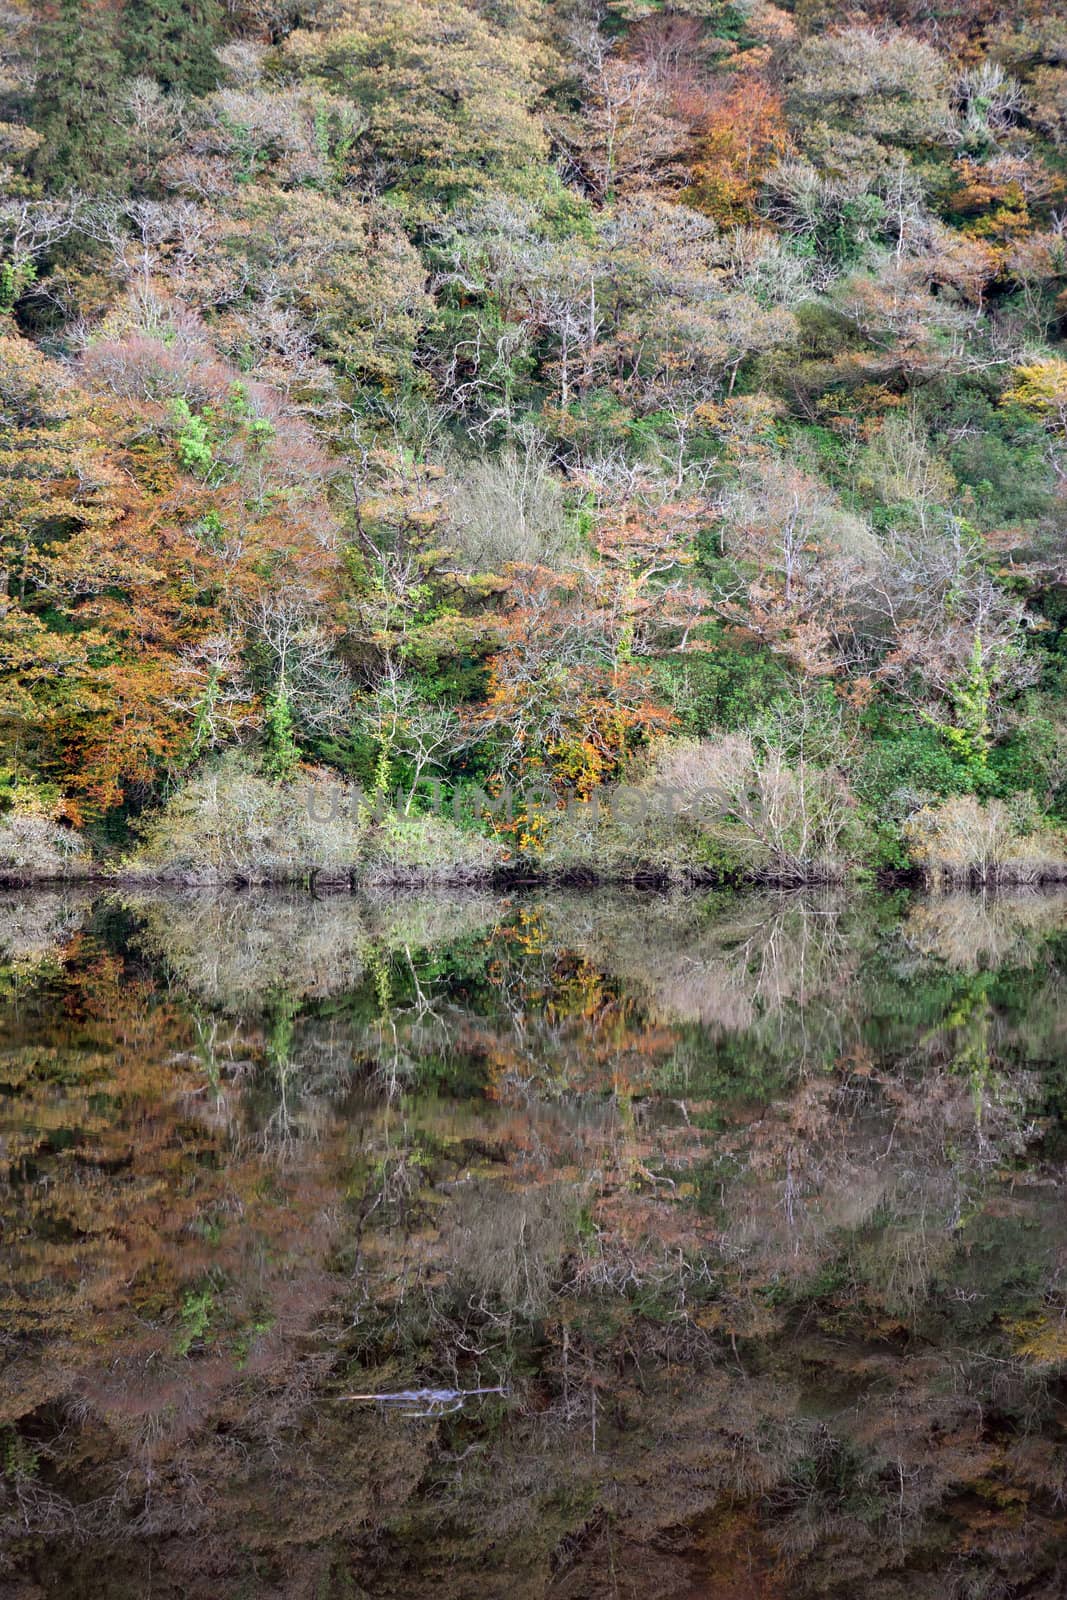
1,888,1065,1599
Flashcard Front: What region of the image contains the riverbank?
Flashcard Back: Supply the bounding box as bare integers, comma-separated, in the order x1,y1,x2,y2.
6,855,1067,892
4,763,1066,891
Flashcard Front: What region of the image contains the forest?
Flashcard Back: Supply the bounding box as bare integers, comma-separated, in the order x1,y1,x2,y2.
3,0,1067,884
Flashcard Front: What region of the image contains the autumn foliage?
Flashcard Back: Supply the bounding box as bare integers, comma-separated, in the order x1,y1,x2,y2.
0,0,1065,874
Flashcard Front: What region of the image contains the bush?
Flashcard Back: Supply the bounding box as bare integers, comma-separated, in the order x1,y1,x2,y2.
858,716,975,806
538,785,717,881
541,735,860,884
645,736,859,884
0,810,89,882
904,796,1067,885
362,810,505,883
444,448,572,572
0,777,89,882
655,637,789,735
988,712,1067,814
127,759,368,885
128,759,506,885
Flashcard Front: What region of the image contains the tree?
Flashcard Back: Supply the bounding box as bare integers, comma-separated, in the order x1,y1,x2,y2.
0,198,82,312
569,39,688,200
122,0,223,96
0,306,352,815
786,27,953,160
284,0,549,203
358,658,471,808
466,556,687,796
863,524,1039,759
683,76,789,227
707,460,871,677
31,0,130,193
1004,356,1067,433
262,681,300,779
146,187,432,392
0,329,208,813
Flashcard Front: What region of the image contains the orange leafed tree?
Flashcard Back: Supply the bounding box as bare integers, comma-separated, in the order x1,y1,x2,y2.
681,77,790,228
1,327,344,817
467,563,677,799
467,489,706,799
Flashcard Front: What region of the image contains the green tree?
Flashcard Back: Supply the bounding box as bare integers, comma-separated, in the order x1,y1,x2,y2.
31,0,130,193
121,0,222,97
942,633,994,786
263,683,301,781
285,0,548,204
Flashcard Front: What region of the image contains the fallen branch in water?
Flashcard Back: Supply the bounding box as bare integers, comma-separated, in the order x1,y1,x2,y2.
340,1386,507,1418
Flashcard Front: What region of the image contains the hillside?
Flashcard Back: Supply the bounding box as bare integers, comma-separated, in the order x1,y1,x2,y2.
2,0,1067,883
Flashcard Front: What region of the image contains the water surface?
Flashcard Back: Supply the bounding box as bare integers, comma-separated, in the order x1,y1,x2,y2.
2,888,1066,1598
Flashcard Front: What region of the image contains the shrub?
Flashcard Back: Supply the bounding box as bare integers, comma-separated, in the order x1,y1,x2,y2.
538,785,717,880
127,759,367,885
645,736,859,884
0,810,89,882
128,760,506,885
904,796,1067,885
444,448,572,573
655,637,789,735
988,713,1067,814
0,777,88,882
541,735,860,884
857,713,974,806
362,810,505,883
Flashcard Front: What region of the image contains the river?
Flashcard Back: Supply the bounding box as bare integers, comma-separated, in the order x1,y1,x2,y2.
2,887,1065,1598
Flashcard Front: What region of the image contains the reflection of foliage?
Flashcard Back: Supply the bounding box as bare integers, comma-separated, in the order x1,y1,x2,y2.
1,886,1065,1598
123,887,502,1013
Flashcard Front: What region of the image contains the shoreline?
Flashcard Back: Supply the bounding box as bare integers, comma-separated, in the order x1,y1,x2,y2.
5,862,1067,892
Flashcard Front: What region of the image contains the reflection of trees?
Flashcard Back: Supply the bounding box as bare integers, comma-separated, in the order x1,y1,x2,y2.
901,889,1067,972
538,891,872,1085
0,928,351,1573
0,889,93,984
710,1055,1035,1304
1,886,1065,1600
123,887,501,1012
123,889,372,1010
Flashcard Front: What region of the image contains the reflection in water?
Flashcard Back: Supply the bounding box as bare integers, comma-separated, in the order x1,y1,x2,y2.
0,888,1065,1599
343,1385,509,1418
